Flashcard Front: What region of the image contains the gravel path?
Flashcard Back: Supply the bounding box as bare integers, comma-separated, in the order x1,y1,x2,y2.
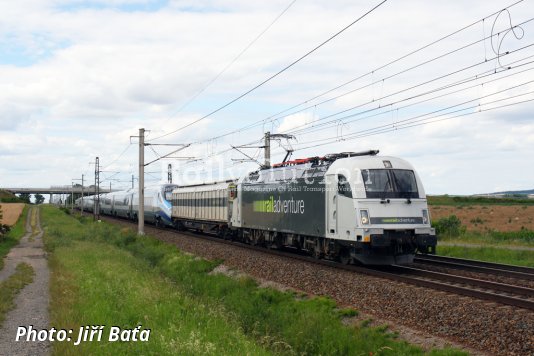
0,207,50,356
108,219,533,356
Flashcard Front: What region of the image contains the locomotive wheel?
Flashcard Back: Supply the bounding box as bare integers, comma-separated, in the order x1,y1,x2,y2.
312,248,323,259
339,251,352,265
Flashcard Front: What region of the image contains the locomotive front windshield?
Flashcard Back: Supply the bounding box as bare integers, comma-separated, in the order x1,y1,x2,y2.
361,169,418,199
164,186,175,201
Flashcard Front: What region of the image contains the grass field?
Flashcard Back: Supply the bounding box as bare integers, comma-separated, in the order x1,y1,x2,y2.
430,197,534,265
437,229,534,247
430,205,534,233
42,205,465,356
428,195,534,206
436,245,534,267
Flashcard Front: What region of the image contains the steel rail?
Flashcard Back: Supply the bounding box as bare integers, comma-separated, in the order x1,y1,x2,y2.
390,265,534,297
414,254,534,281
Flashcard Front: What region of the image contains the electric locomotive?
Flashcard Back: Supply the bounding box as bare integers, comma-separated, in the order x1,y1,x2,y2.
171,150,436,265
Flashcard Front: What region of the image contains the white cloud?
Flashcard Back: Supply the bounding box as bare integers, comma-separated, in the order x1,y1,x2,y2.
0,0,533,194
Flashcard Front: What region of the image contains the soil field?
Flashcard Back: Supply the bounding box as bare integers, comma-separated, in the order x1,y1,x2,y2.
430,205,534,232
0,203,25,226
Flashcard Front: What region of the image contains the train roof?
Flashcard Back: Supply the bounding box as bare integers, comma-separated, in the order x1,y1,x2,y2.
171,180,234,193
243,150,417,184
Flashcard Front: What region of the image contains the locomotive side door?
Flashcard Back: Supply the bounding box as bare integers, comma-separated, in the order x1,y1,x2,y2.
325,174,338,236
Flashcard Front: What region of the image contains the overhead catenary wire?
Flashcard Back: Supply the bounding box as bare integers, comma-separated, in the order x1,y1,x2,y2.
179,48,534,170
148,0,389,142
102,143,133,170
101,1,531,180
277,26,534,135
292,87,534,150
326,97,534,146
180,0,528,147
286,57,534,137
173,92,534,182
183,76,534,171
168,0,298,116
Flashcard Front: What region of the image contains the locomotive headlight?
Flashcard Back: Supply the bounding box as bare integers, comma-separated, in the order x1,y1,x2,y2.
422,209,429,224
360,209,370,225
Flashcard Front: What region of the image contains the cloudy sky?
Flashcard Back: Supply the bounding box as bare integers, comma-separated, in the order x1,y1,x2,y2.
0,0,533,195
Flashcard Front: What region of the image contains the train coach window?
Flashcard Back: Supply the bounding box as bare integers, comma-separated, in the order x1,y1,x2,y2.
337,175,352,198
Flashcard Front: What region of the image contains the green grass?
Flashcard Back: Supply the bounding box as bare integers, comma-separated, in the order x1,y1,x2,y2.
0,263,35,327
0,205,29,270
42,205,466,356
437,245,534,267
428,195,534,206
49,241,269,355
0,190,25,203
438,229,534,247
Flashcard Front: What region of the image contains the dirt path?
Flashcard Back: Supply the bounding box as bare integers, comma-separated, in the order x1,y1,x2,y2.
0,207,50,356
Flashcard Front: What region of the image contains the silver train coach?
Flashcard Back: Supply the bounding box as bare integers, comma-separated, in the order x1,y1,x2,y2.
76,183,177,227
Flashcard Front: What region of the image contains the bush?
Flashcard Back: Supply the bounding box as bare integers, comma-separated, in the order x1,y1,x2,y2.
433,215,464,237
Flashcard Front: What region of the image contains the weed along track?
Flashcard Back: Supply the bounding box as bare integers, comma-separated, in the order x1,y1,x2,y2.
45,206,470,355
103,214,534,355
0,206,50,355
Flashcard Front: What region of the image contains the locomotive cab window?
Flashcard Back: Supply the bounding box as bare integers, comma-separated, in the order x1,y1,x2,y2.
337,174,352,198
361,169,418,199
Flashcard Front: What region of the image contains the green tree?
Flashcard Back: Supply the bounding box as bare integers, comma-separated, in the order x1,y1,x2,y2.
18,193,31,204
35,194,45,205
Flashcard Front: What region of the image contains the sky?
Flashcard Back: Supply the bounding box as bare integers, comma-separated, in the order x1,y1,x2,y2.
0,0,533,195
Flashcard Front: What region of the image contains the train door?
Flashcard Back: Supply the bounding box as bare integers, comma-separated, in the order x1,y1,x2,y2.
325,174,338,236
336,174,355,240
228,183,236,223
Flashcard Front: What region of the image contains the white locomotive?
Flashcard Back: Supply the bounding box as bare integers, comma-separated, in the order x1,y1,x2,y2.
170,151,436,265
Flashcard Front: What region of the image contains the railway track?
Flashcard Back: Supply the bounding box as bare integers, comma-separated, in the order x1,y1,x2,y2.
414,254,534,281
104,215,534,312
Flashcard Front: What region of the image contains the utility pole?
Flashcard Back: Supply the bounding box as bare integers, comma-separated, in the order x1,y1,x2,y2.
264,131,271,168
138,128,145,235
131,128,189,235
168,164,172,184
81,174,84,216
263,132,295,168
132,175,134,189
94,156,100,221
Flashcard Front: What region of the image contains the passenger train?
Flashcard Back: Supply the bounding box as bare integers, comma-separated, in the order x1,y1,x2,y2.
76,184,177,226
77,150,437,265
